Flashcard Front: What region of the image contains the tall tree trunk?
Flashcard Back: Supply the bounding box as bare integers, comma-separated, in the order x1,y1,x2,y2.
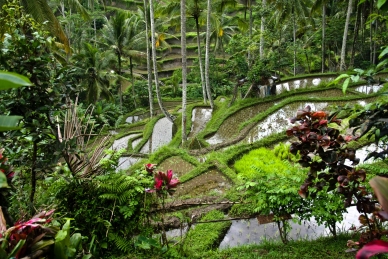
340,0,353,71
181,0,187,144
30,141,38,214
248,0,253,68
259,0,265,58
321,4,326,73
292,8,296,76
195,17,207,104
205,0,214,108
117,51,123,111
149,0,174,122
143,0,154,119
130,57,137,108
350,3,360,68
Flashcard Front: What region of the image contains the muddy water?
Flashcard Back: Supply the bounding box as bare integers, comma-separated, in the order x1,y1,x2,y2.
275,77,335,94
242,100,370,144
117,156,140,171
111,134,140,150
157,156,195,178
189,108,212,138
206,89,347,145
175,169,232,196
140,117,174,154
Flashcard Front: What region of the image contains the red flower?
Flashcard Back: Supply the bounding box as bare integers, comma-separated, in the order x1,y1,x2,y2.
144,163,157,174
151,170,180,195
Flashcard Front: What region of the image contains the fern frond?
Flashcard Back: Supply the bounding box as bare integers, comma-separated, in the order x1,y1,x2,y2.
108,232,132,252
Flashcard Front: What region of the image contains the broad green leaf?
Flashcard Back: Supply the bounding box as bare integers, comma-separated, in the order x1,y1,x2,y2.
0,172,9,189
354,68,365,74
378,0,387,9
379,46,388,59
0,71,32,90
0,115,22,131
342,78,350,94
55,229,68,242
0,247,7,259
370,176,388,212
332,74,349,84
377,59,388,70
82,255,92,259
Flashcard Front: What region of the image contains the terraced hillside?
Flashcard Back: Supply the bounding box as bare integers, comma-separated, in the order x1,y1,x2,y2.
106,74,387,248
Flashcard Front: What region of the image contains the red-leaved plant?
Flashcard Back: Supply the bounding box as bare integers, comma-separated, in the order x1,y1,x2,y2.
287,105,388,255
144,164,180,247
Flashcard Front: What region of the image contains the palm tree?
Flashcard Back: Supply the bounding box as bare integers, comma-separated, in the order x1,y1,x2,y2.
162,0,208,104
205,0,214,109
340,0,353,71
269,0,312,75
181,0,187,143
311,0,330,73
102,11,146,110
260,0,266,59
74,43,114,104
149,0,174,122
143,0,154,119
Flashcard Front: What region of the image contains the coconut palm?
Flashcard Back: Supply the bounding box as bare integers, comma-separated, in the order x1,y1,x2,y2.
162,0,208,104
181,0,187,143
205,0,214,109
149,0,174,122
268,0,312,75
101,11,146,109
339,0,353,71
311,0,329,72
73,43,114,104
143,0,154,119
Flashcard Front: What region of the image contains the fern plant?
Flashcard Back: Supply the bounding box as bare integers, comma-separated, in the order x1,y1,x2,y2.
96,170,154,252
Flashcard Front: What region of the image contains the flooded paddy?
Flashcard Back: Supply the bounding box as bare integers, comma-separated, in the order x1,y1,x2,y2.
140,117,174,154
189,108,212,138
242,99,372,144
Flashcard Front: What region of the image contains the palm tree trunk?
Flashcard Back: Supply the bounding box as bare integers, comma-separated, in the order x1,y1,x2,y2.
130,57,137,108
205,0,214,109
143,0,154,118
321,4,326,73
340,0,353,71
117,51,123,111
293,8,296,76
350,3,360,68
259,0,265,58
248,0,253,68
195,18,207,104
181,0,187,144
149,0,174,122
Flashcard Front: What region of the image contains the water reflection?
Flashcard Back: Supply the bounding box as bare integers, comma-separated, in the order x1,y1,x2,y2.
117,156,140,171
243,102,329,144
140,117,174,154
189,108,212,138
219,206,360,249
354,85,382,94
111,134,139,150
126,113,148,123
